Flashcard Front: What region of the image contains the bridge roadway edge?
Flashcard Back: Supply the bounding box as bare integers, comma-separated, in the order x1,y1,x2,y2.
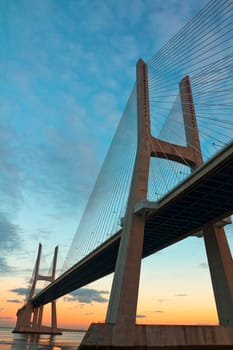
78,324,233,349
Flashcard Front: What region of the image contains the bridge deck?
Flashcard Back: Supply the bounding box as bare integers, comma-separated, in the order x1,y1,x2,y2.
32,141,233,307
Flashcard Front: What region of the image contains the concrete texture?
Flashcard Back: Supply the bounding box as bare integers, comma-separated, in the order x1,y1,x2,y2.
79,324,233,349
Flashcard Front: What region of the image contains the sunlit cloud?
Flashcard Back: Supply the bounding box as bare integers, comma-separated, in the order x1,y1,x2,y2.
84,312,95,316
153,310,164,313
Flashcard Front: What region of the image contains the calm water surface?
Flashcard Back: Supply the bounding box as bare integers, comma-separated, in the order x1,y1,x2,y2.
0,327,85,350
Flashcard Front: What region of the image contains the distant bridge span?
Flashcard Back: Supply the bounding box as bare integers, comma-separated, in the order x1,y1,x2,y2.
32,140,233,307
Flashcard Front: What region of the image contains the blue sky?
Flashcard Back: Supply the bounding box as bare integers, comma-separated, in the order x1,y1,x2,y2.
3,0,229,327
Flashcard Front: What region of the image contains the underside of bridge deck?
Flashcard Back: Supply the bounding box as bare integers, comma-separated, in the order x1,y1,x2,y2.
32,141,233,308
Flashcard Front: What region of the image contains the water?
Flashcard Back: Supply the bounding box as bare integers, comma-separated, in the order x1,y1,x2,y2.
0,327,85,350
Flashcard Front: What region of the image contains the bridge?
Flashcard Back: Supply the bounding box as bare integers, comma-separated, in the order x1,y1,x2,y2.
32,139,233,306
14,0,233,348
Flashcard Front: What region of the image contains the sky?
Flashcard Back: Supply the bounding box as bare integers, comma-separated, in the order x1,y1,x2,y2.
1,0,232,330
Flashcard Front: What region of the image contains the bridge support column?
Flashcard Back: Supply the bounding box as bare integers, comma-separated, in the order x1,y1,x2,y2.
38,305,44,327
203,225,233,325
104,59,152,346
32,307,39,328
13,244,61,335
51,300,58,331
180,75,233,325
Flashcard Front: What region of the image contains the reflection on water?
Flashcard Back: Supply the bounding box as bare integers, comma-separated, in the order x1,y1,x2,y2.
0,327,84,350
11,333,57,349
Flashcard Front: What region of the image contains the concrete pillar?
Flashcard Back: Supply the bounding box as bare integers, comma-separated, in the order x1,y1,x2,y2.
38,305,44,328
24,302,33,328
15,310,21,330
105,59,151,346
29,243,42,299
203,225,233,325
51,301,57,330
179,75,203,169
32,307,39,328
180,76,233,326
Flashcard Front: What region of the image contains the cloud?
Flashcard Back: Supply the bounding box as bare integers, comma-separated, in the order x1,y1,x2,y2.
30,228,53,242
84,312,94,316
91,91,120,129
146,0,208,49
7,299,21,303
0,0,211,288
9,288,28,296
64,288,109,304
9,287,42,298
199,262,208,269
0,118,23,213
153,310,164,313
0,213,21,251
0,256,15,273
0,316,13,321
136,314,146,318
157,299,165,303
0,213,22,273
175,294,188,297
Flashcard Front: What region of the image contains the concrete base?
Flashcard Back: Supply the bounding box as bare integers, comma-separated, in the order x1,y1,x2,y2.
12,326,62,335
79,324,233,349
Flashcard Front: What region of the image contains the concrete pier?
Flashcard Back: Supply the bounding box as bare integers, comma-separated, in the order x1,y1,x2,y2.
79,324,233,349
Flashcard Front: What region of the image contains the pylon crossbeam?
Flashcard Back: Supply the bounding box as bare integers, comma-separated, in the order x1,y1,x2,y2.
150,136,198,168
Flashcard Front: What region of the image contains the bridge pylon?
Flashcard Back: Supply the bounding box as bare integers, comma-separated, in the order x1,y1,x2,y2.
13,243,62,335
80,59,233,348
180,75,233,326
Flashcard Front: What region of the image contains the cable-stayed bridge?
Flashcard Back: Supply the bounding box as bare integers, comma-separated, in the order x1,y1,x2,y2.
30,140,233,305
14,0,233,348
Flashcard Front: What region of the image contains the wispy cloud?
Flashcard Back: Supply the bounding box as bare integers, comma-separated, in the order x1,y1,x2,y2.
0,1,211,323
9,287,42,299
199,262,208,269
0,214,21,251
136,314,146,318
153,310,164,313
64,288,109,304
146,0,208,48
0,119,23,213
7,299,21,304
157,298,165,303
0,256,15,273
84,312,94,316
0,213,22,273
9,288,28,297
